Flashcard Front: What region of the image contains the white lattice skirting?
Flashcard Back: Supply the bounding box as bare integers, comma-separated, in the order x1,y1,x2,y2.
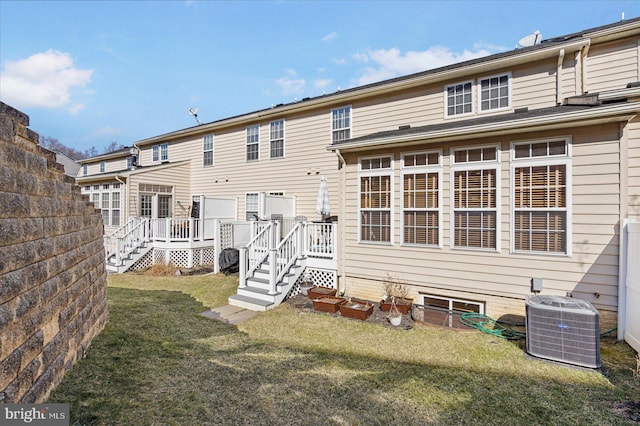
130,247,216,271
290,268,337,297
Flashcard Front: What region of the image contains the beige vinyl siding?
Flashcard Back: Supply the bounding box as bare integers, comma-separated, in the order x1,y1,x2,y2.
560,53,578,100
128,162,191,217
588,38,639,92
511,61,558,110
353,59,561,139
189,111,340,220
341,124,622,320
138,137,200,167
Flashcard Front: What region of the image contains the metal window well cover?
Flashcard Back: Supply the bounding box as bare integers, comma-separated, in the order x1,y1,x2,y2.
526,295,601,369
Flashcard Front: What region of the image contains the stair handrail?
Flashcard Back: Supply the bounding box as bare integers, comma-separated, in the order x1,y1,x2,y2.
271,222,302,294
106,217,150,266
240,221,273,287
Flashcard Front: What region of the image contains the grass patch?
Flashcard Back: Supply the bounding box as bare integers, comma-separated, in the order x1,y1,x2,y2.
50,273,640,425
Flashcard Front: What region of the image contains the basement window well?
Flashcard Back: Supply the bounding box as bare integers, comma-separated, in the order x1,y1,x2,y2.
413,294,485,329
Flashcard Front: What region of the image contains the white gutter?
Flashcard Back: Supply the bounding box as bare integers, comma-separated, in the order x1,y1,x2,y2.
334,148,347,296
329,102,640,152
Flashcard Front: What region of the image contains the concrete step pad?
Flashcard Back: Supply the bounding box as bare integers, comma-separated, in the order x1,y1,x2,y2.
200,304,259,325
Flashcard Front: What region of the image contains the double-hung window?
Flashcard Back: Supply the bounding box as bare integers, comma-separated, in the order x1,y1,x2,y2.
445,81,473,117
82,164,87,176
203,134,214,166
359,156,392,243
479,74,510,112
246,125,259,161
153,143,169,162
402,151,441,246
101,191,110,225
246,193,259,220
332,106,351,143
270,119,284,159
451,146,499,250
511,139,570,255
111,190,120,226
100,161,105,173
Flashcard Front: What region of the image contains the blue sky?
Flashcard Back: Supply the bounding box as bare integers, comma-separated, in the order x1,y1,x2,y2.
2,0,640,152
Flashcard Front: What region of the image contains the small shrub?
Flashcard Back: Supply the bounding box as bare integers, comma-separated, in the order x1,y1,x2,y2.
144,263,179,276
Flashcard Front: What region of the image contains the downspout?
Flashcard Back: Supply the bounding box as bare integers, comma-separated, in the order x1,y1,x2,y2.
617,119,631,340
581,42,591,94
556,48,565,105
335,148,347,296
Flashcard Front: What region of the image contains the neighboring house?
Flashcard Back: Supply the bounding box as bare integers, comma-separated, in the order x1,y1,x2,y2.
53,150,81,177
78,18,640,337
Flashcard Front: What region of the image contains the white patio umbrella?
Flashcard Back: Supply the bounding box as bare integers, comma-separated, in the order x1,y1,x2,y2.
315,175,331,217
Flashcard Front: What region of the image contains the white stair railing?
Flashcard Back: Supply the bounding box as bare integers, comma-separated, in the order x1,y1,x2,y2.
239,222,273,289
105,217,150,266
271,222,303,295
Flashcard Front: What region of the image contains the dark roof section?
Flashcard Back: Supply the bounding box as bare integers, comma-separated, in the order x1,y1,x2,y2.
333,103,607,146
79,146,134,163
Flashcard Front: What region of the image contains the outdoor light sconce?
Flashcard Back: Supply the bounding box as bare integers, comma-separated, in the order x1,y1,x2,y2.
225,176,229,182
307,169,312,175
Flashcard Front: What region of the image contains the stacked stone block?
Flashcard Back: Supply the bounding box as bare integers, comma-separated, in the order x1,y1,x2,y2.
0,102,108,403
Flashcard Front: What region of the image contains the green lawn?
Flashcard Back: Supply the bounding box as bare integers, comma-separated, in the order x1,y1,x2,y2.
49,273,640,425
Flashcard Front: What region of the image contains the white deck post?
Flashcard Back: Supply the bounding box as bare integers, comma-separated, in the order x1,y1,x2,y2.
239,247,247,288
268,222,277,295
115,239,121,266
213,219,221,274
297,221,306,259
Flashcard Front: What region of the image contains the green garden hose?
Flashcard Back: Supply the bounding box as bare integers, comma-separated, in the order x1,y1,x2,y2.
459,312,526,340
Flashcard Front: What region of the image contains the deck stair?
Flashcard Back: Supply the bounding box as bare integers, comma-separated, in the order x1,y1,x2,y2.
228,257,305,311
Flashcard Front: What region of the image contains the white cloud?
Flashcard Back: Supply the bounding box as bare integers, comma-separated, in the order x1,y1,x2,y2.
352,45,497,86
0,49,93,110
314,79,333,91
322,31,338,42
68,104,85,115
92,126,123,138
275,69,305,96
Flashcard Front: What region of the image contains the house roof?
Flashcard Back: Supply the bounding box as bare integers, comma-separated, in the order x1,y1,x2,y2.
132,17,640,146
75,160,189,183
77,146,135,164
329,98,640,152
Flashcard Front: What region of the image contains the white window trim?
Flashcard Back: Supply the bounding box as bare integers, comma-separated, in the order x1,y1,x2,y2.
160,143,168,162
509,136,572,256
246,125,260,162
477,72,512,114
331,105,352,144
400,150,443,248
357,154,394,245
245,192,260,220
82,164,87,176
449,144,501,252
443,80,475,119
203,134,214,167
100,161,105,173
269,119,285,159
420,294,485,315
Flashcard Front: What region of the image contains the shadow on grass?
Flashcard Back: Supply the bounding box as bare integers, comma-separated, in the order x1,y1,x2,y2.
49,287,638,426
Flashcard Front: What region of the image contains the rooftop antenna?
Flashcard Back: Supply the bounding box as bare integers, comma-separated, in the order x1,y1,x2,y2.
518,30,542,48
188,107,201,125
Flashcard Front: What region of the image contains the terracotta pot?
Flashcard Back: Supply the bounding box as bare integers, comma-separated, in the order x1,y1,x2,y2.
307,286,337,300
312,296,346,313
379,297,413,315
339,300,374,320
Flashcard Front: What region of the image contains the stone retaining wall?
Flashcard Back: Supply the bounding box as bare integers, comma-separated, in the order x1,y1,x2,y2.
0,102,108,403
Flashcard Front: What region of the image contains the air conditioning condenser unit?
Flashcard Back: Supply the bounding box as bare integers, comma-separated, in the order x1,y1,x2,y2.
526,295,601,368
